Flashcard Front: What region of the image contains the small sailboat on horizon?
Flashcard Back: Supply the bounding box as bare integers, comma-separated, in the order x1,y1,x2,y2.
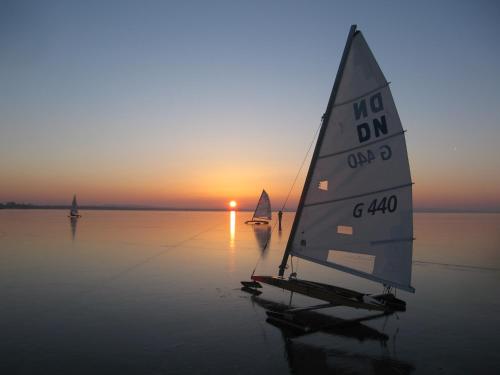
242,25,414,315
68,194,81,218
245,189,272,225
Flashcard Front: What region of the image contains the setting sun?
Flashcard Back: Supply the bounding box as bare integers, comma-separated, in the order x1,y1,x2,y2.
229,200,237,208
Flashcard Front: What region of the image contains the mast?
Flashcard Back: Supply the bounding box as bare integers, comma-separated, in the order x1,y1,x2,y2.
279,25,357,277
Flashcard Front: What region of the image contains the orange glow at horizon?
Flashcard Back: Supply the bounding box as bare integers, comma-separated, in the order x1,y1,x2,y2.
1,141,499,211
2,5,500,216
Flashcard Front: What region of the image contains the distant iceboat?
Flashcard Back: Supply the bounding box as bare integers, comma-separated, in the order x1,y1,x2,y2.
245,190,271,225
242,25,414,315
68,194,81,218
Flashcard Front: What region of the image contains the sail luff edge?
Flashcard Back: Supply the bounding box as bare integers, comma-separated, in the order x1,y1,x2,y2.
279,25,358,277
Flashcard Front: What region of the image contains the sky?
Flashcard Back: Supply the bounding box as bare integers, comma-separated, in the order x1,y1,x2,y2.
1,0,499,211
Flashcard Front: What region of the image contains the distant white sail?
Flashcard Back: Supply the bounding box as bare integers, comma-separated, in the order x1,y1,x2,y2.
70,195,79,217
288,31,414,292
253,190,272,220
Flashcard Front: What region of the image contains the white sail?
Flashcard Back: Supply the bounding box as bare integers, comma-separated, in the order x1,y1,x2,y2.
287,29,414,292
70,195,79,216
253,190,272,220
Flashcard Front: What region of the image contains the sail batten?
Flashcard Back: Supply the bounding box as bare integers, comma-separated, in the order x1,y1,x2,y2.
282,26,414,292
319,130,405,159
303,183,413,208
332,82,390,108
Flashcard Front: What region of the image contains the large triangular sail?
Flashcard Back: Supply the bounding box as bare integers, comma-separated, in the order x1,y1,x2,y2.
280,26,414,292
253,190,272,220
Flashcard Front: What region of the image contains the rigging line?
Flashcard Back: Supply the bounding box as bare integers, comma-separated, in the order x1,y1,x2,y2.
251,118,322,277
280,117,323,212
275,117,321,274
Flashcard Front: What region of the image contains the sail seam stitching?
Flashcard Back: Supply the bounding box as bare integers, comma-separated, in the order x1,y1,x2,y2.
332,82,390,108
319,130,405,159
304,182,413,207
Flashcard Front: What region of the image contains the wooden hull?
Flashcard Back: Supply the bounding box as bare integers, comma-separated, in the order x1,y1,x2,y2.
251,276,405,312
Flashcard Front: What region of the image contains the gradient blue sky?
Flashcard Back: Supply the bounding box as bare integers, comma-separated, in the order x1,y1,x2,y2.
1,0,499,210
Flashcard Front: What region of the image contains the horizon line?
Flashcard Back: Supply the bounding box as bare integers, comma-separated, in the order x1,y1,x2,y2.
1,202,499,214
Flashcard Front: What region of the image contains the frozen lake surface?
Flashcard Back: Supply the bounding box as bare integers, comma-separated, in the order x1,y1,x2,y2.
1,210,499,374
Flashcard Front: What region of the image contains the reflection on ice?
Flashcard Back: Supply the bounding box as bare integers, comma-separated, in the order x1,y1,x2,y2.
70,216,78,241
229,210,236,248
0,210,498,374
251,296,415,374
253,224,271,257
